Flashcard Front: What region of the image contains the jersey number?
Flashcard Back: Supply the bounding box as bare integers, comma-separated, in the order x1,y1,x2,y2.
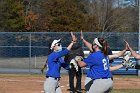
102,59,108,70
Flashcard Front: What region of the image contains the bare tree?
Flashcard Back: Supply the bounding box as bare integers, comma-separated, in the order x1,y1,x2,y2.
86,0,138,33
87,0,114,32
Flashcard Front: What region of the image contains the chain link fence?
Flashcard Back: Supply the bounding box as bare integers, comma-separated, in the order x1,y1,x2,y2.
0,32,138,74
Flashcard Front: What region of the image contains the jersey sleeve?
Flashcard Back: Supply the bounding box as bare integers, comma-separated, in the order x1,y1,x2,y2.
55,49,69,58
61,63,70,70
60,58,70,70
51,49,69,62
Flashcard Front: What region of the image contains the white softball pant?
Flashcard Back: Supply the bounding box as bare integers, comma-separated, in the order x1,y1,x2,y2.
88,78,113,93
44,77,62,93
84,77,93,93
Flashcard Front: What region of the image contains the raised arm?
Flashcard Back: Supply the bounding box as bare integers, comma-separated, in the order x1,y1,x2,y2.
71,32,77,42
81,31,93,52
67,40,75,50
125,40,140,59
109,40,128,60
66,32,77,50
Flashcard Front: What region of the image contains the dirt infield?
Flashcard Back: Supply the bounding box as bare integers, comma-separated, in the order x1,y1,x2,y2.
0,74,140,93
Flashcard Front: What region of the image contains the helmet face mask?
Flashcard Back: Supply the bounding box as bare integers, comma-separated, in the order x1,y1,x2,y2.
57,45,62,52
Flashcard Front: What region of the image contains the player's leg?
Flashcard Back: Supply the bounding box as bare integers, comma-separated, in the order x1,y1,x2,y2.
84,77,93,93
55,82,62,93
88,78,113,93
69,67,75,92
76,67,82,92
44,77,58,93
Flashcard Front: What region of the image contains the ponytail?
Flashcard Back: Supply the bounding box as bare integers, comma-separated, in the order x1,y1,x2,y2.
98,38,108,56
48,42,53,55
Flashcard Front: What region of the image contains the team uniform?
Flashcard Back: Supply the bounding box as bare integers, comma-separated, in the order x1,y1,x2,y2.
44,49,69,93
84,51,113,93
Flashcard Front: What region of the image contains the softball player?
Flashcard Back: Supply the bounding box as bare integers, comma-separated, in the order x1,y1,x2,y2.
80,31,128,93
44,39,75,93
64,32,84,93
76,35,128,93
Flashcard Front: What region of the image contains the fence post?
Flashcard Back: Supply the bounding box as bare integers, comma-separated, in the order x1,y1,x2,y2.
34,55,37,68
29,33,31,73
138,0,140,77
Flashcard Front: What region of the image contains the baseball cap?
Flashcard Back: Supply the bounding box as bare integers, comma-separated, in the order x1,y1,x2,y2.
93,38,102,48
50,39,61,50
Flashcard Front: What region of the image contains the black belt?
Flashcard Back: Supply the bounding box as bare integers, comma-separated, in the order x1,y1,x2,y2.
101,77,109,79
46,76,60,80
95,77,111,80
102,77,113,80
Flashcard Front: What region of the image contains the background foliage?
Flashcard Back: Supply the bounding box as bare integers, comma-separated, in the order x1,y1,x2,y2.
0,0,138,32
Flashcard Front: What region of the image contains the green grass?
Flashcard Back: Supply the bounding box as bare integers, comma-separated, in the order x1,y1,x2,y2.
82,89,140,93
112,89,140,93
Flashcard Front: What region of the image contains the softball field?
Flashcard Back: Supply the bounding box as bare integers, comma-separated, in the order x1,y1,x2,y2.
0,74,140,93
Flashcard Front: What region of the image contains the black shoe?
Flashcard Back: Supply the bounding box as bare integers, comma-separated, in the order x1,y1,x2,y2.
76,90,82,93
70,91,75,93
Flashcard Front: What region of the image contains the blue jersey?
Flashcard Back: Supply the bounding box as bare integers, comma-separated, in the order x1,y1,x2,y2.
84,51,112,80
47,49,69,78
